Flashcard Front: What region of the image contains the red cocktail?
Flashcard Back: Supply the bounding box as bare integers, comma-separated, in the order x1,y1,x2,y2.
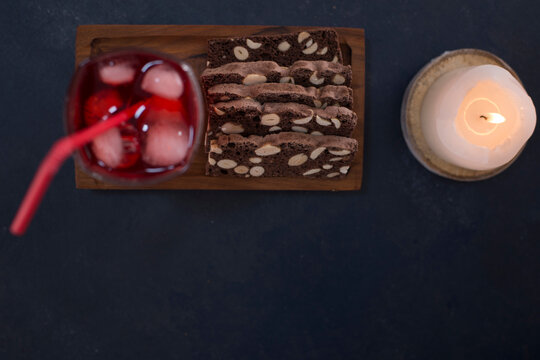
11,49,205,235
65,49,204,184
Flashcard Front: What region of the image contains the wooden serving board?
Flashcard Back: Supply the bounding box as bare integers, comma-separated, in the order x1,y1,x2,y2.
74,25,365,190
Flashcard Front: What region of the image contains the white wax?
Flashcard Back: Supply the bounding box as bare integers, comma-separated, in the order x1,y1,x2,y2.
420,64,536,170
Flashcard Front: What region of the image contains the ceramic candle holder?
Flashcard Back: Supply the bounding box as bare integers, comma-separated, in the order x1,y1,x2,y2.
401,49,531,181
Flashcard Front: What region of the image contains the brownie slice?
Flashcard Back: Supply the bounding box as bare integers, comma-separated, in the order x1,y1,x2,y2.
207,29,343,67
206,132,357,178
208,99,357,139
201,60,352,89
207,83,353,108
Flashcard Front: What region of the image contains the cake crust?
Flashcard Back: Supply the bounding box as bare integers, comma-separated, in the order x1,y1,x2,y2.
207,83,353,109
201,60,352,89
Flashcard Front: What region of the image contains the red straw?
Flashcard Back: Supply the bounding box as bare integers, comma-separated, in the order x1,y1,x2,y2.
10,101,147,236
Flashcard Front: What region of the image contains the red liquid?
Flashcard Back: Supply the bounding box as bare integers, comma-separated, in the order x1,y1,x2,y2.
66,50,202,182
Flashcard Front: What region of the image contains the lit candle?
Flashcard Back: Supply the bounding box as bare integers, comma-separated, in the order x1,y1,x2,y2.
421,64,536,170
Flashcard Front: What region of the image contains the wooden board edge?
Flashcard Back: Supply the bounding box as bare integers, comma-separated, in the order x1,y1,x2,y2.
75,182,360,191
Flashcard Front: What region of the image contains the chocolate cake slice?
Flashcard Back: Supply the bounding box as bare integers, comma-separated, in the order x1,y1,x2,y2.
208,99,357,138
207,29,343,68
207,83,353,108
201,60,352,89
206,132,357,178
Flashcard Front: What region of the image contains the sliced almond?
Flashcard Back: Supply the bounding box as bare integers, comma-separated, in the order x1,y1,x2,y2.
333,74,346,85
309,72,324,85
310,147,326,160
302,42,318,54
327,172,340,178
311,131,323,136
243,74,267,85
292,111,313,124
208,157,216,166
303,168,321,176
316,46,328,55
297,31,310,43
246,39,262,49
305,39,313,48
288,153,308,166
249,166,265,177
331,118,341,129
260,113,280,126
233,46,249,60
249,157,262,164
255,144,281,156
279,76,294,84
332,55,339,63
269,126,281,132
234,165,249,174
217,159,237,169
329,157,343,162
313,100,322,108
210,143,223,154
221,122,244,134
322,164,332,170
339,166,350,174
316,115,331,126
213,106,225,116
291,126,308,133
278,41,291,52
329,149,351,156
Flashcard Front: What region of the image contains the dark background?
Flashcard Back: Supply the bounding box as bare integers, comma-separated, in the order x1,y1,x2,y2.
1,0,539,359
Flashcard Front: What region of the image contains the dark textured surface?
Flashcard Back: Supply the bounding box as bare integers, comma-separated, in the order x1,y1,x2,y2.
0,0,539,359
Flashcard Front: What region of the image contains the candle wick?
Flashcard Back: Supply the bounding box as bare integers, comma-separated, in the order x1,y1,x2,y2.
480,115,488,120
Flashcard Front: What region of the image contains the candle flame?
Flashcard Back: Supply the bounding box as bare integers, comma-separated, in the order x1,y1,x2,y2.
483,113,506,124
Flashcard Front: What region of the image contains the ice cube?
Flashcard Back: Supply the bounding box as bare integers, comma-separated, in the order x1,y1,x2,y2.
91,127,123,168
142,120,189,167
99,62,136,85
141,64,184,100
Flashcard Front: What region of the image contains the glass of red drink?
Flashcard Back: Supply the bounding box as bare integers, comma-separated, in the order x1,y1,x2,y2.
65,49,204,185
